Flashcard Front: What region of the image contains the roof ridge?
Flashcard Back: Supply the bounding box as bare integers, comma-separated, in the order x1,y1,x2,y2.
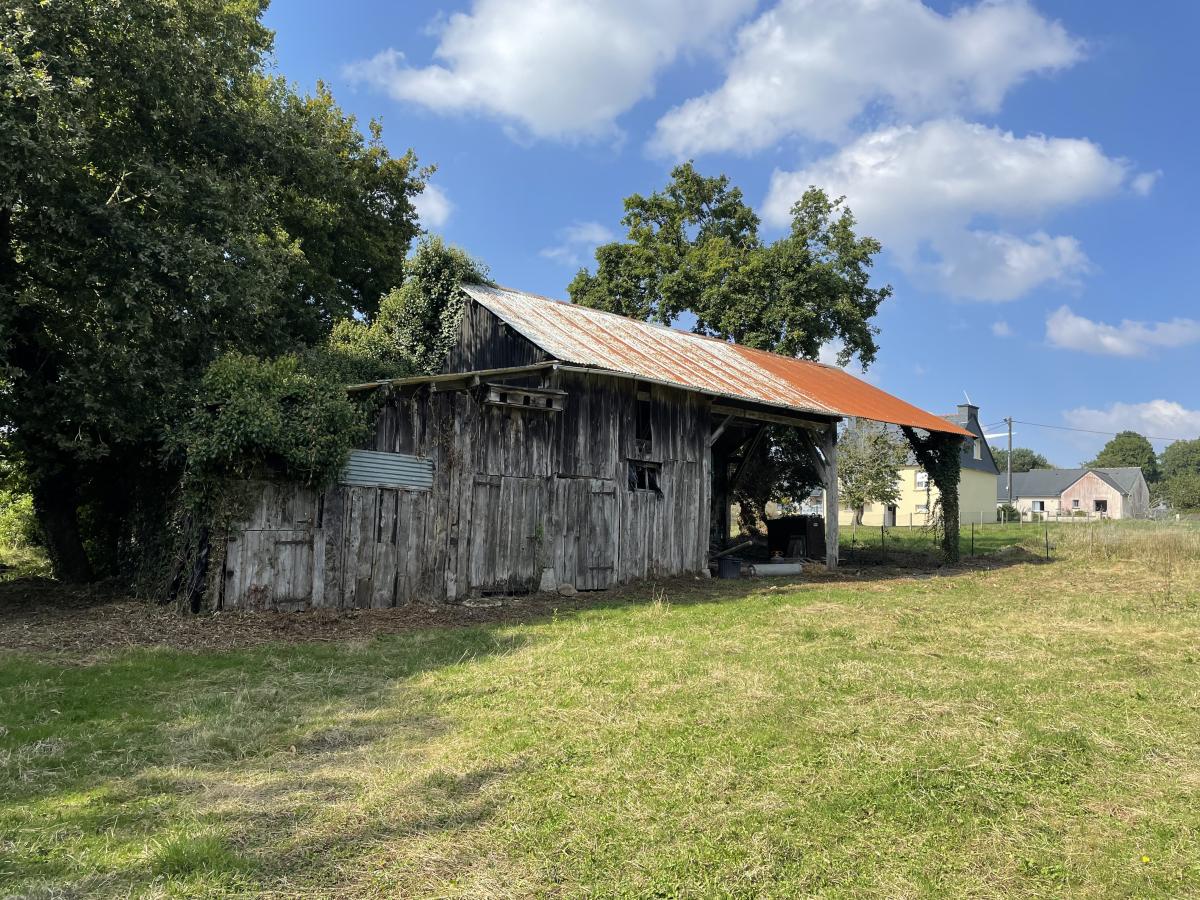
476,283,844,372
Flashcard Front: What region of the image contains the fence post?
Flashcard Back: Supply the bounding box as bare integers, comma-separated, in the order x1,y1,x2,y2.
971,521,975,556
1044,523,1050,559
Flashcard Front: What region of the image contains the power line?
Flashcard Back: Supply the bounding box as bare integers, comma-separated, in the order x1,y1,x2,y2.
1010,418,1191,443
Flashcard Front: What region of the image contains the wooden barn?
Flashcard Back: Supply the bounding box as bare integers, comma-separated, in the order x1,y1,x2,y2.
214,285,969,611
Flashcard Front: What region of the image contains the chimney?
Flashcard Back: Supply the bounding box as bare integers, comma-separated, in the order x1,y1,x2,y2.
957,402,978,425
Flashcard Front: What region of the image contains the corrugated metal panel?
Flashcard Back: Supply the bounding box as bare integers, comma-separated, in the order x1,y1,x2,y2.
461,284,971,437
340,450,433,490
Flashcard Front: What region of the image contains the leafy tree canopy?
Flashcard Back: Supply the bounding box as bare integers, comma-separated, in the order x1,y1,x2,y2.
1085,431,1159,482
1162,472,1200,512
568,163,889,366
1,0,428,580
1160,438,1200,481
993,447,1053,473
838,420,909,526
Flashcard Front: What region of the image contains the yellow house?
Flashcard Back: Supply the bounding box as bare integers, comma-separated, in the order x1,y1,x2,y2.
839,403,999,528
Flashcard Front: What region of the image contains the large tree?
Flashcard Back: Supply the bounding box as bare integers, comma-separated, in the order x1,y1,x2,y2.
1,0,426,580
569,163,889,366
993,447,1053,473
838,420,909,527
1085,432,1159,482
1160,438,1200,481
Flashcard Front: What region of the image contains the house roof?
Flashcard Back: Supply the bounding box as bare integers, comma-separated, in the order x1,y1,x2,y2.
998,467,1145,502
462,284,970,437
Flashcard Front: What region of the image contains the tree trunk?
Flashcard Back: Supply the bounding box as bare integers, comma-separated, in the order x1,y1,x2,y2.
31,472,93,583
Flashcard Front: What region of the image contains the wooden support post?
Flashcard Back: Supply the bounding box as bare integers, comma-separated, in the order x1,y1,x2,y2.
822,424,839,570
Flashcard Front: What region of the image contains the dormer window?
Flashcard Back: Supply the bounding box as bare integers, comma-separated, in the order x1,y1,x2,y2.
973,438,982,460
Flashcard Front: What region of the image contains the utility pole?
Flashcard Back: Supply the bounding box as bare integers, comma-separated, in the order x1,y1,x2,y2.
1006,416,1013,505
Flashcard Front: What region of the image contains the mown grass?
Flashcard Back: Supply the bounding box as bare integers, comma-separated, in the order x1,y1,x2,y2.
1,524,1199,897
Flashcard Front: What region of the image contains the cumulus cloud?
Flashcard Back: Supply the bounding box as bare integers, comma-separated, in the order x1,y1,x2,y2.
651,0,1082,157
540,221,616,267
346,0,755,141
992,320,1014,337
1064,400,1200,443
1045,306,1200,357
413,183,453,228
764,120,1138,300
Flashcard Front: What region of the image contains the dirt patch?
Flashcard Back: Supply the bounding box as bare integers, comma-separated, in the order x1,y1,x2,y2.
0,574,764,659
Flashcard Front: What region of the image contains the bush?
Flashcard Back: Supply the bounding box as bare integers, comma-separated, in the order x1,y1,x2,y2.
997,503,1019,523
176,352,372,504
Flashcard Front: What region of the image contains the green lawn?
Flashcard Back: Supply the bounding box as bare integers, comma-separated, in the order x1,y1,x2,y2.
2,525,1199,897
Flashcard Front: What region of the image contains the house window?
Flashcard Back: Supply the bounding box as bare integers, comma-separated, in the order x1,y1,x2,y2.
915,471,929,489
627,460,661,496
1031,500,1045,512
915,503,929,513
1094,499,1108,514
973,439,982,461
635,393,652,456
1072,499,1080,509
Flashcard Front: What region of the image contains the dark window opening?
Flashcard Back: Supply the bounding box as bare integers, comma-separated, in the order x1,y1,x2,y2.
627,461,662,496
1094,499,1108,514
635,396,652,456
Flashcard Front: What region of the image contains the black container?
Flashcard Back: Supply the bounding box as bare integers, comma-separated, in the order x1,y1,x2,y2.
717,556,742,579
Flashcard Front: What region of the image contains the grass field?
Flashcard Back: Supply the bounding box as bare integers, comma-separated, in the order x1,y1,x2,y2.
2,522,1199,897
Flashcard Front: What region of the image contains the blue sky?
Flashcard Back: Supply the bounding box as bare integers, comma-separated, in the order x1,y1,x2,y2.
265,0,1199,465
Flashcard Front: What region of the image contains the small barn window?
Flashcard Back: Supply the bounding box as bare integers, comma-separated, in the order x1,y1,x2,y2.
1094,499,1108,514
1072,499,1080,509
635,393,653,456
627,460,662,496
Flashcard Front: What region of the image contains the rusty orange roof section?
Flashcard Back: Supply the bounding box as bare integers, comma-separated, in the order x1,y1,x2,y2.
462,284,970,437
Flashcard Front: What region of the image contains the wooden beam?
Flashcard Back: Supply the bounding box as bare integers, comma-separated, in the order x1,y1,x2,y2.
728,425,767,491
708,414,734,447
822,424,839,570
710,403,831,431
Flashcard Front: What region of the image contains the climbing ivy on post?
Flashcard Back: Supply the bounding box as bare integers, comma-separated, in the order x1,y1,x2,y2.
902,427,962,564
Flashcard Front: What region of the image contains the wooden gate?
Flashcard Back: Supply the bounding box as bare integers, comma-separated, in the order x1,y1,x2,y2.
467,475,548,594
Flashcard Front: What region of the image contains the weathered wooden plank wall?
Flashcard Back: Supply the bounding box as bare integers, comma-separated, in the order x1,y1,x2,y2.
218,367,713,611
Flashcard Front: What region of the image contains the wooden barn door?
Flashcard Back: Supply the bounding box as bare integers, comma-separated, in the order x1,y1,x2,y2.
223,484,319,610
553,477,617,590
467,475,547,594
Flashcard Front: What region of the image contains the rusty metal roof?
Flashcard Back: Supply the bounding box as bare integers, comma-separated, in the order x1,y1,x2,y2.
461,284,970,437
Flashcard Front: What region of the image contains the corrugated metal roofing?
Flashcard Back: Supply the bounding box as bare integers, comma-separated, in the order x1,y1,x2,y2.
340,450,433,490
462,284,969,436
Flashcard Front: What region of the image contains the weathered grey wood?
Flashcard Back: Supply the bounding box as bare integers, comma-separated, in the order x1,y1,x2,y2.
822,424,839,569
224,356,721,609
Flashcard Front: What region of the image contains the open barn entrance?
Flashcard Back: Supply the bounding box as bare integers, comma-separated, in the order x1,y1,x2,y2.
707,403,839,570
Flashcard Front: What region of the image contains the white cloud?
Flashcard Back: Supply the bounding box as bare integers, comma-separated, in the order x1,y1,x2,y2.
764,120,1136,300
651,0,1082,157
540,221,616,267
1045,306,1200,357
1131,170,1162,196
1064,400,1200,443
346,0,755,141
992,320,1013,337
413,183,453,229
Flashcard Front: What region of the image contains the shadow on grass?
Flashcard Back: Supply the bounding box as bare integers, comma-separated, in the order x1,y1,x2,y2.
0,627,530,895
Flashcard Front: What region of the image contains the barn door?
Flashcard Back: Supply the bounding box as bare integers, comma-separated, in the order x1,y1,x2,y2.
580,479,616,589
224,484,319,610
468,475,547,594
